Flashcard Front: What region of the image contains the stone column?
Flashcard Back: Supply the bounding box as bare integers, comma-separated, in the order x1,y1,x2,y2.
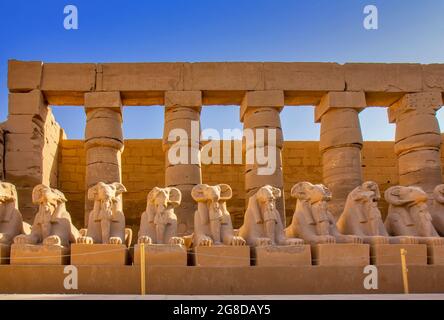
241,90,285,222
84,92,124,225
4,89,64,222
163,91,202,235
388,92,443,198
315,91,366,220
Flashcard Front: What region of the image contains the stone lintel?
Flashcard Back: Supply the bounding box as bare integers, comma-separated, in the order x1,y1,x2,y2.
388,92,443,123
240,90,284,122
315,91,366,123
8,60,43,92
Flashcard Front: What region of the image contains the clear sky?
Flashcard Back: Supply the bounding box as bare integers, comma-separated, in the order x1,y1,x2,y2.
0,0,443,140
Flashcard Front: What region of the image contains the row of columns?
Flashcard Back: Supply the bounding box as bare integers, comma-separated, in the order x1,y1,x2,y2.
81,90,444,230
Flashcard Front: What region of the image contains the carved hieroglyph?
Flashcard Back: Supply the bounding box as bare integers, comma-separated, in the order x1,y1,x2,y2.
285,182,363,245
239,185,304,247
0,182,26,245
138,187,184,245
77,182,128,245
191,184,246,246
13,184,79,247
384,185,444,245
337,181,418,245
431,184,444,236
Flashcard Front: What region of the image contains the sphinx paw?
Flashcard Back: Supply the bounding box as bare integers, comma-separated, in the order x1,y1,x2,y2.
43,235,61,246
256,237,273,247
109,237,123,245
138,236,153,245
169,237,184,245
230,236,246,246
77,236,94,244
197,236,213,247
286,238,304,246
13,235,32,245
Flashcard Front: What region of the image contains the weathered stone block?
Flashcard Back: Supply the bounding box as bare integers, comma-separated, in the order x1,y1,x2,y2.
86,162,121,187
184,62,264,91
264,62,344,91
422,64,444,91
5,151,42,171
165,164,201,186
85,91,122,110
0,244,11,265
245,167,284,190
41,63,96,92
165,91,202,108
85,117,123,143
10,244,69,265
428,245,444,265
252,245,311,266
165,107,201,122
371,244,427,265
86,147,121,165
5,133,44,153
133,244,187,266
344,63,423,92
4,115,44,135
242,107,282,128
311,244,369,266
192,245,250,267
315,91,366,122
8,90,47,116
319,109,363,151
100,63,184,91
8,60,42,92
240,90,284,120
70,244,128,265
388,91,442,123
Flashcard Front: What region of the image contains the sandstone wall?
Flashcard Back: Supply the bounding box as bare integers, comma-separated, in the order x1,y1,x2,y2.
58,138,403,231
3,95,63,222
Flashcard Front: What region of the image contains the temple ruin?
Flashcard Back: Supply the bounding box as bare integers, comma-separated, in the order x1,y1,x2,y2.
1,60,444,294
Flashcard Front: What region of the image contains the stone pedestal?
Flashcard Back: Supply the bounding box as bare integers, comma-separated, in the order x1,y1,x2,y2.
192,245,250,267
10,244,69,265
241,91,286,221
71,244,128,265
311,244,369,266
252,245,311,266
133,244,187,266
371,244,427,265
428,245,444,265
315,92,366,220
0,244,11,265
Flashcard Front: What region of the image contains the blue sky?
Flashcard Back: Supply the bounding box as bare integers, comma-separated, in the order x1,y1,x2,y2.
0,0,443,140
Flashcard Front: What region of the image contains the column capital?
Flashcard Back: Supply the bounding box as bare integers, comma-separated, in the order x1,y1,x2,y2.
315,91,366,123
388,92,443,123
84,91,122,113
240,90,284,122
165,91,202,110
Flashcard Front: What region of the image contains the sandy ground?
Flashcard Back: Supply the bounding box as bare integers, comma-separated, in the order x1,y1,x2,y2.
1,294,444,300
